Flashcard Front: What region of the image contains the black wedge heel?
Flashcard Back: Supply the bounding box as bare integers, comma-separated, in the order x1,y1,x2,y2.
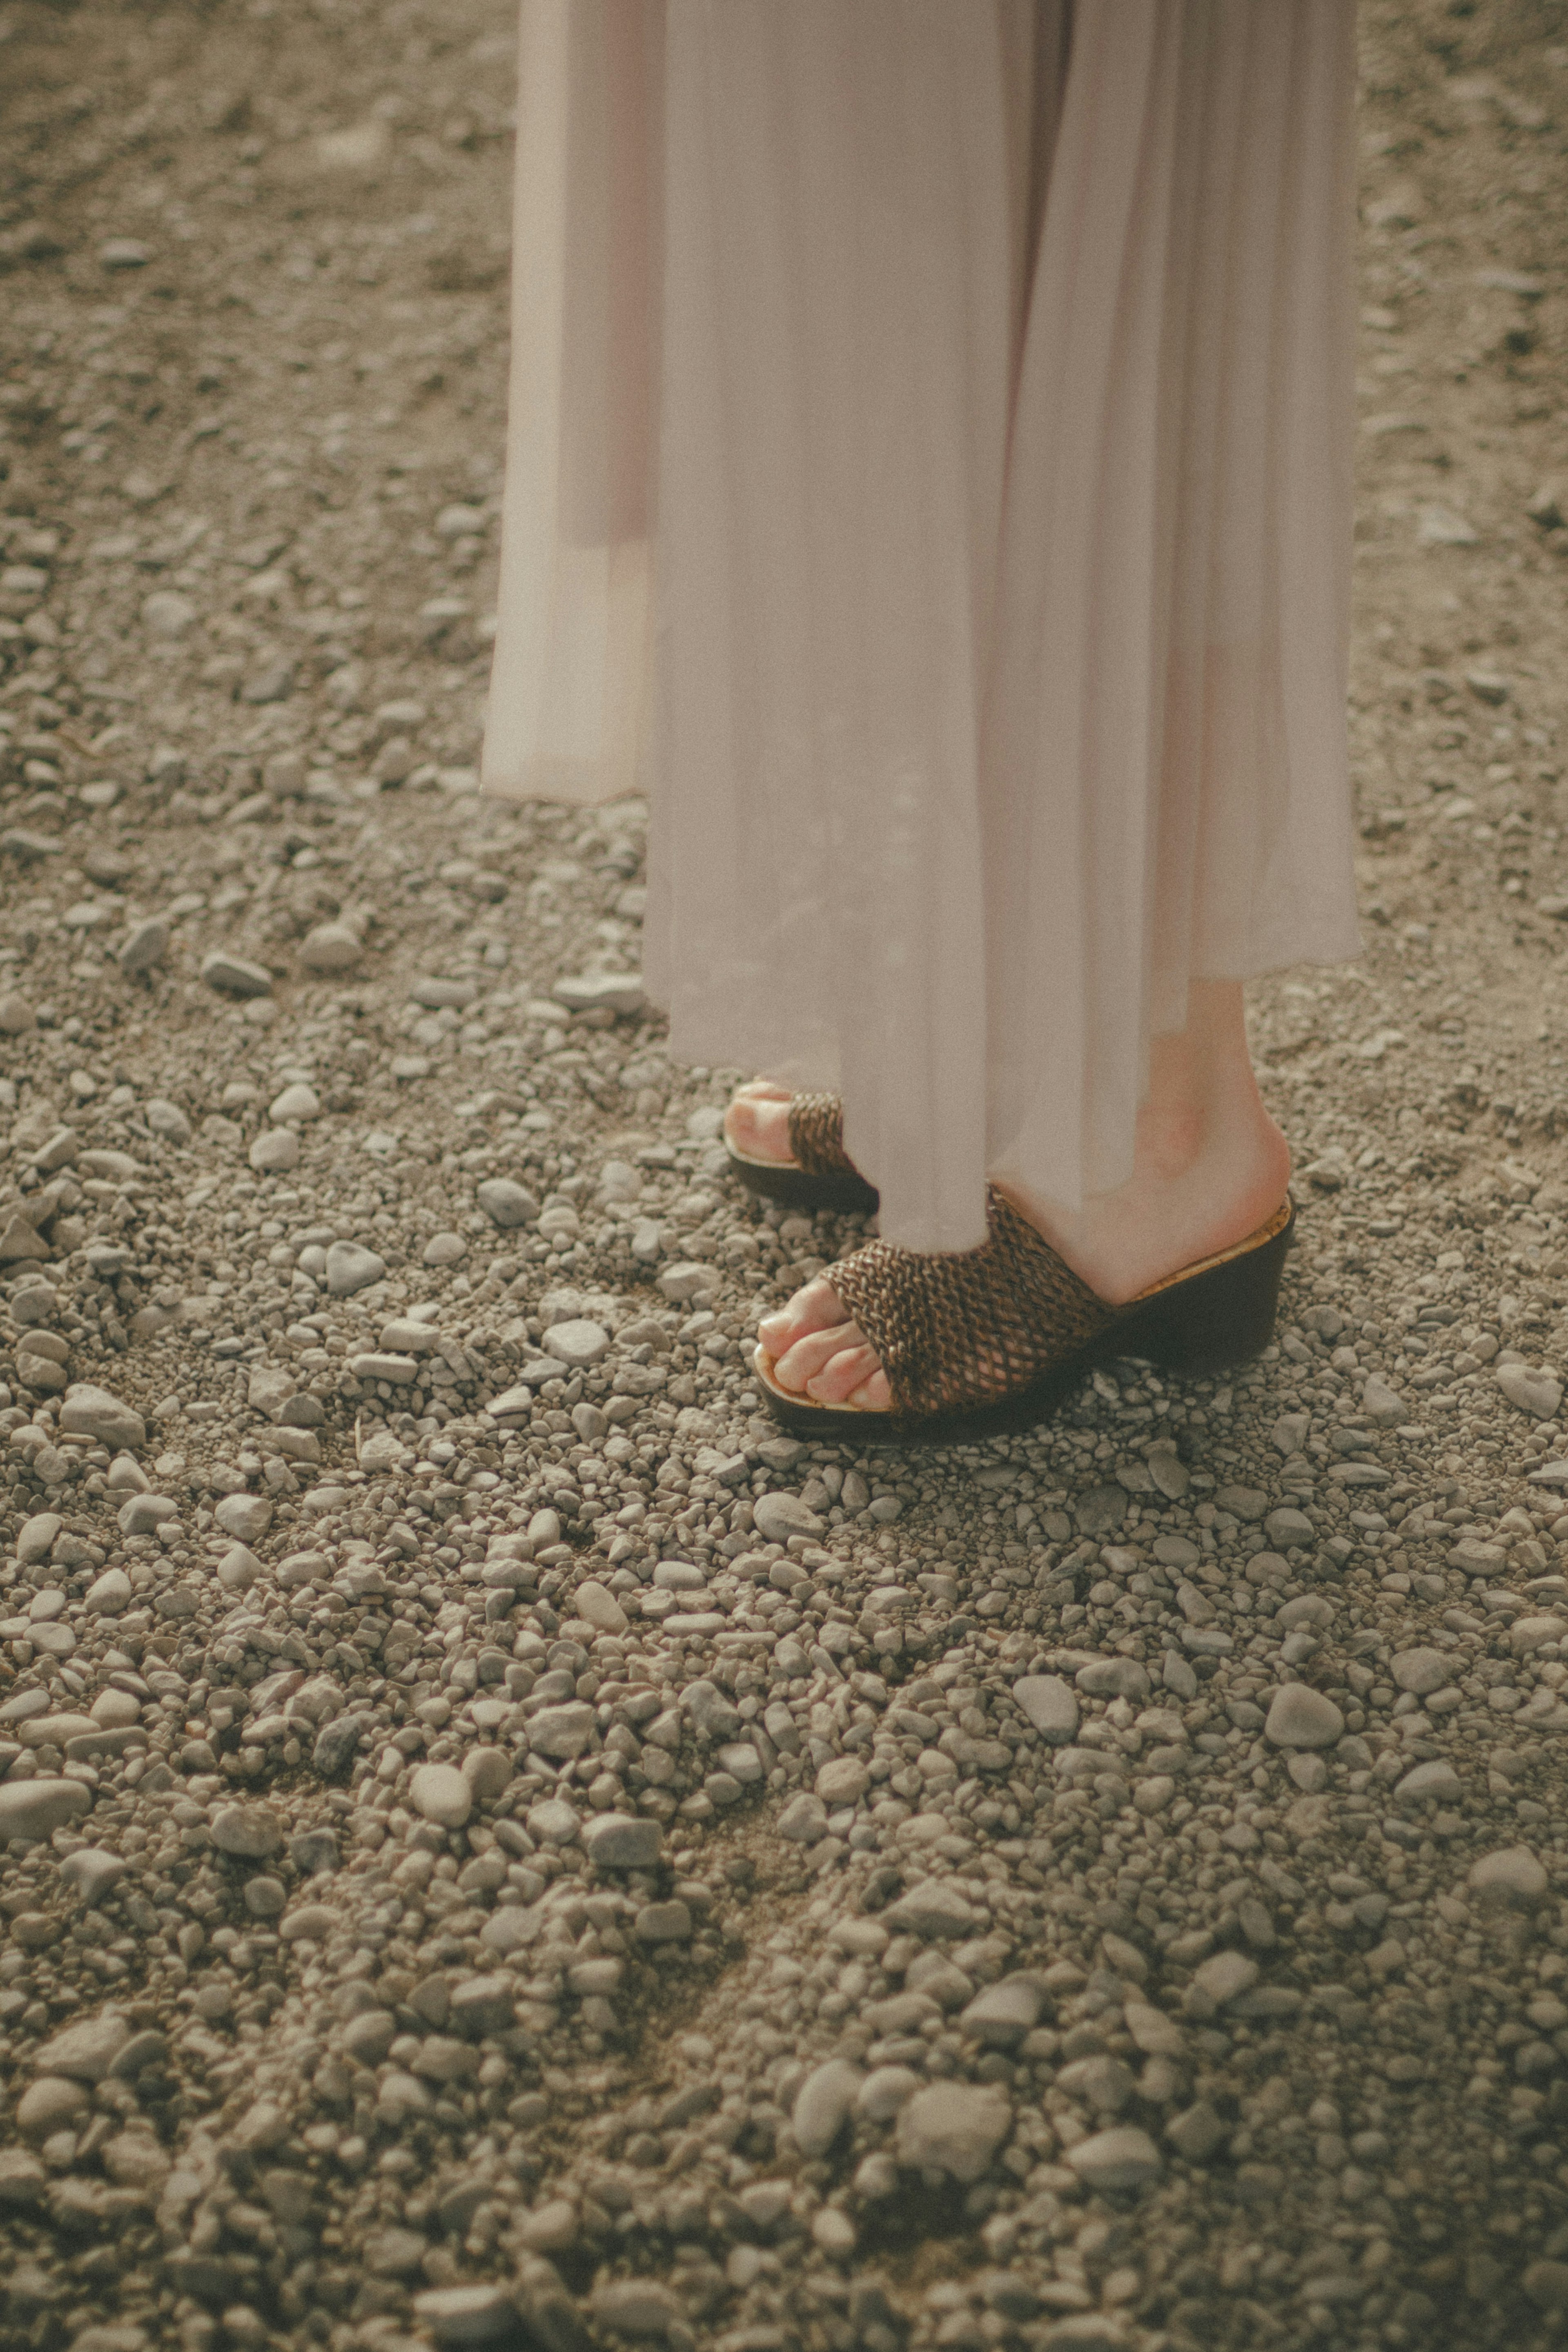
726,1146,880,1217
754,1194,1296,1445
1106,1197,1294,1378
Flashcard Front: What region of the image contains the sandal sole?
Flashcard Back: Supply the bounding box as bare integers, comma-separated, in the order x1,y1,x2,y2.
754,1197,1295,1446
725,1141,880,1217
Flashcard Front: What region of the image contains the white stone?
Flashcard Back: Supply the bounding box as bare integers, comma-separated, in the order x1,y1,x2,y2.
1361,1375,1406,1427
1448,1538,1508,1579
214,1493,273,1542
463,1749,512,1802
1263,1685,1344,1749
250,1128,299,1173
960,1978,1044,2047
657,1262,714,1302
1496,1363,1564,1419
895,2084,1012,2183
1392,1647,1449,1696
542,1318,610,1369
884,1882,978,1941
83,1567,132,1616
248,1365,296,1419
22,1713,96,1750
552,971,645,1015
142,589,196,638
793,2059,862,2159
0,1779,90,1841
528,1703,594,1759
1394,1759,1462,1803
59,1385,145,1450
1011,1674,1078,1744
299,922,362,975
263,1427,318,1465
326,1241,387,1295
379,1319,440,1355
201,951,273,999
816,1756,868,1806
1469,1846,1548,1905
119,916,170,974
593,2282,681,2342
60,1848,128,1904
528,1798,582,1846
411,1763,473,1829
360,1429,411,1474
17,1512,62,1564
36,2013,129,2082
350,1353,418,1384
754,1492,824,1544
584,1814,662,1871
1510,1614,1567,1656
572,1578,627,1634
145,1097,190,1141
1419,504,1479,546
17,2080,88,2139
811,2209,857,2258
270,1081,321,1124
211,1804,283,1859
1192,1951,1259,2010
477,1178,538,1228
1124,2001,1185,2058
413,2285,519,2348
1067,2125,1163,2191
216,1544,261,1592
856,2066,921,2124
777,1793,827,1844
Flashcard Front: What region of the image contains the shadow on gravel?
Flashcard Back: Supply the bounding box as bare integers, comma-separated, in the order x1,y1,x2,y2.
853,2180,984,2270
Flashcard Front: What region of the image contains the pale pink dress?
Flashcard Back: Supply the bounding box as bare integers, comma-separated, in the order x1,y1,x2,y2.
482,1,1362,1253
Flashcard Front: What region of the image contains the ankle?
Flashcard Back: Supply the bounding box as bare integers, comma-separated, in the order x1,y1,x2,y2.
997,984,1290,1304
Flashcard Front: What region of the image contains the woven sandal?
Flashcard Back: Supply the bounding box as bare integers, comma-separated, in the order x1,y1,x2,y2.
754,1190,1294,1443
724,1088,880,1215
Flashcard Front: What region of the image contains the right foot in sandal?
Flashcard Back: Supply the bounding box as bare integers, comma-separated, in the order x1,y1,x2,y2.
996,982,1292,1308
757,980,1291,1419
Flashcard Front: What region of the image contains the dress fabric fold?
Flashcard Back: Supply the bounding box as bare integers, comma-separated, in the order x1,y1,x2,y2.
483,0,1363,1253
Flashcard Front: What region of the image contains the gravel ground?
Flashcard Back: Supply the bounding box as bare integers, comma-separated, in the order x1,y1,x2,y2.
3,4,1568,2350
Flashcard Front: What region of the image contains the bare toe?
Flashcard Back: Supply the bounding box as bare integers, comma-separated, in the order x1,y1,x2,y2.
724,1083,795,1166
758,1276,848,1357
804,1340,882,1403
770,1319,864,1396
758,1269,891,1411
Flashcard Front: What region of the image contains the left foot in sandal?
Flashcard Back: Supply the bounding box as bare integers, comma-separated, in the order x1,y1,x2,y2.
723,1079,795,1167
723,1079,879,1213
758,981,1290,1413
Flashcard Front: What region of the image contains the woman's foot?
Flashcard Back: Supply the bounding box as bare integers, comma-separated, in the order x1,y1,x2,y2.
758,1274,894,1409
757,981,1290,1409
723,1078,795,1166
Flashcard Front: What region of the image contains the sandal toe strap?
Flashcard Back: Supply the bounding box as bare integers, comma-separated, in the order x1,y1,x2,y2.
826,1189,1112,1418
786,1091,858,1179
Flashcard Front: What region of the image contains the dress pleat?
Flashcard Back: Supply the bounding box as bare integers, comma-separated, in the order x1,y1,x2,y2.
483,0,1362,1252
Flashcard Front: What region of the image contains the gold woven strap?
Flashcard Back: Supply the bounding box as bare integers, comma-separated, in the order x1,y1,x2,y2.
825,1188,1114,1417
786,1091,857,1179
